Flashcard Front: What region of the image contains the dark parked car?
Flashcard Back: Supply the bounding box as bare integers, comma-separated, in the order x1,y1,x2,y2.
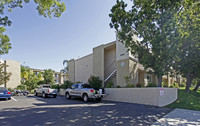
0,87,11,100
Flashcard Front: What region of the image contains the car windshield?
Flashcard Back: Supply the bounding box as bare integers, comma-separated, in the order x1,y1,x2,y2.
43,86,51,88
82,84,92,88
0,87,6,92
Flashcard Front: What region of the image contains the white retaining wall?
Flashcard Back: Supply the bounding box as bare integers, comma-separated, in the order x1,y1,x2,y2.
104,88,177,107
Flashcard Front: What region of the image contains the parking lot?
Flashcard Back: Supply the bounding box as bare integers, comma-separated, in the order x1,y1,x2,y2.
0,95,172,126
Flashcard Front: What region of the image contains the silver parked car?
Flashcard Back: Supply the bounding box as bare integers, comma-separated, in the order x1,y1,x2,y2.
65,83,107,102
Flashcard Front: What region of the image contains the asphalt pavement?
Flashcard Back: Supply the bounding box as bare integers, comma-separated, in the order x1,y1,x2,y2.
0,95,172,126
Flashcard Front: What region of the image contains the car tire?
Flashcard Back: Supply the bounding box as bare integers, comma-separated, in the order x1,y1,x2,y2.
34,91,37,96
8,98,11,100
83,94,89,102
66,92,71,99
42,92,46,98
53,95,57,98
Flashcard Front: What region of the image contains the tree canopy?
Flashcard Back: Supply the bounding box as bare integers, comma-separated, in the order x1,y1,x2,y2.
174,1,200,92
43,69,54,84
109,0,200,90
110,0,182,87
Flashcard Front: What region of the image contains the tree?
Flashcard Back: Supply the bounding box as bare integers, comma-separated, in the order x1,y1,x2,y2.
43,69,54,84
61,59,69,73
109,0,182,87
174,1,200,93
21,65,31,84
0,62,11,87
21,65,42,91
193,79,200,92
24,73,40,91
0,0,66,55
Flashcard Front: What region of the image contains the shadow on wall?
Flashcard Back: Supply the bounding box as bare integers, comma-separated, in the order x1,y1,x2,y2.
0,96,172,126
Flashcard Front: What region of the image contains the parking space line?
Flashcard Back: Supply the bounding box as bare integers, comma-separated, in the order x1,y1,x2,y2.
11,97,17,101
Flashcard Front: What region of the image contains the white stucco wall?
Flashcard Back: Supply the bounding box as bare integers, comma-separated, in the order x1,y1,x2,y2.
104,88,177,107
75,54,93,83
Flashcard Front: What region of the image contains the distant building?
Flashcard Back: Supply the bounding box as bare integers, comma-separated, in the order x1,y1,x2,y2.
0,59,20,88
30,68,69,84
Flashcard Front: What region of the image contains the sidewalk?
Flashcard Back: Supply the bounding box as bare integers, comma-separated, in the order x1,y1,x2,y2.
152,108,200,126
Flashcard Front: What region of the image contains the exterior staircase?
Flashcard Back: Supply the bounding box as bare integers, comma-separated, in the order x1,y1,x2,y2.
104,69,117,83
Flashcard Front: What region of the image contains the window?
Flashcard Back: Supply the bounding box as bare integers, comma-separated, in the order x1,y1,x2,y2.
71,84,79,89
82,84,92,88
121,62,125,67
147,75,152,82
43,86,51,88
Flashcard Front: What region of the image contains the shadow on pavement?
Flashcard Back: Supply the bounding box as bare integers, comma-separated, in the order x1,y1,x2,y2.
0,95,173,126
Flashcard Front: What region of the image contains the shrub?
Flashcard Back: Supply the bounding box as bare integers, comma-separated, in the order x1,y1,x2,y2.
88,75,102,90
17,85,26,90
163,83,168,87
146,82,157,87
106,81,114,88
174,82,179,88
7,88,14,92
51,84,60,92
30,90,34,94
126,84,135,88
180,83,186,87
37,80,45,85
116,85,121,88
60,80,73,89
169,85,174,88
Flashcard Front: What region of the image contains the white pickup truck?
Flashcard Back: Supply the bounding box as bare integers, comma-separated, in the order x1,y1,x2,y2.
34,84,57,98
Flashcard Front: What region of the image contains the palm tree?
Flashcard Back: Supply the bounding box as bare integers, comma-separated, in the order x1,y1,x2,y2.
61,60,69,73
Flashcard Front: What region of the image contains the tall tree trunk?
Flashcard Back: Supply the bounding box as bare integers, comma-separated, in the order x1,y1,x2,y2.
193,80,200,92
185,72,193,93
157,75,162,87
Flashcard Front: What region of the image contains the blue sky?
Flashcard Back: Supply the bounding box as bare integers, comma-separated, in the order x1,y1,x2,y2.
2,0,131,72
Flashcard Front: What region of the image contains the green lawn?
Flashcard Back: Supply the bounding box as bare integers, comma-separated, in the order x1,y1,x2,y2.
166,87,200,111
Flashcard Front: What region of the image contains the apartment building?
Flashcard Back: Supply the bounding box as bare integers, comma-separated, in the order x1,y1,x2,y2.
0,59,20,88
68,37,181,87
30,68,69,84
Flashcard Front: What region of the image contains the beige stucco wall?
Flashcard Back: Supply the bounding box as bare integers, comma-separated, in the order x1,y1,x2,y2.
116,39,129,61
74,54,93,83
104,88,177,107
116,59,129,87
68,59,75,82
129,59,138,85
93,45,104,85
6,59,20,89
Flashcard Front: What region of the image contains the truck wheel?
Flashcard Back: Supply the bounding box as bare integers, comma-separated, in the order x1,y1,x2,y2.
83,94,89,102
66,92,71,99
34,91,37,96
53,95,57,98
42,92,46,98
